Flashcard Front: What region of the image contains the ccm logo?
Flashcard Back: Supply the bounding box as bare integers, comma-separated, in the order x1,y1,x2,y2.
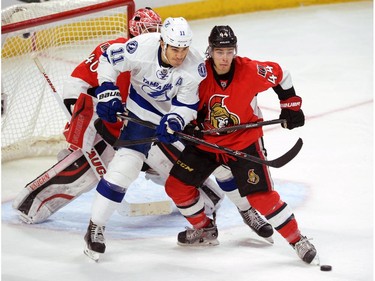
176,160,194,172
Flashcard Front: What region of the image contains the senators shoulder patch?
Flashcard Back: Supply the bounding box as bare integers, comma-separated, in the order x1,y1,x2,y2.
257,64,267,78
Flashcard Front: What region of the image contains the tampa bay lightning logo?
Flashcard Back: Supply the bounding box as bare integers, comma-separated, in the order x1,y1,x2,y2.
156,68,169,80
198,63,207,77
142,80,173,102
126,40,138,54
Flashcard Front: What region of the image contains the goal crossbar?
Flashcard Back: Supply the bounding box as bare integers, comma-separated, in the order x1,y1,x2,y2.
2,0,135,34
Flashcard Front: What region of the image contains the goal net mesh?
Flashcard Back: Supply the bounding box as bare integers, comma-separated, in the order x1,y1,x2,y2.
1,0,134,162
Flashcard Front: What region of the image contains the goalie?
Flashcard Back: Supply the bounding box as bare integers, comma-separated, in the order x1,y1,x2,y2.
12,8,273,251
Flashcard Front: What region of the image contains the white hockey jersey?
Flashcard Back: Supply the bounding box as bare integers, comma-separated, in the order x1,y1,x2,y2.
97,32,207,126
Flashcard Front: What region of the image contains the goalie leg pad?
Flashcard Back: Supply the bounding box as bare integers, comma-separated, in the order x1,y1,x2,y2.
199,177,225,216
12,140,113,224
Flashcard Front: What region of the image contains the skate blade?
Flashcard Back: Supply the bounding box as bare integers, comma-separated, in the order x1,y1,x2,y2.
263,236,274,244
310,255,320,266
83,247,100,262
177,239,220,247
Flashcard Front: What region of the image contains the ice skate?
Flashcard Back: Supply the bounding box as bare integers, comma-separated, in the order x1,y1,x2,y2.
291,235,319,264
84,220,106,262
177,219,219,246
239,207,274,243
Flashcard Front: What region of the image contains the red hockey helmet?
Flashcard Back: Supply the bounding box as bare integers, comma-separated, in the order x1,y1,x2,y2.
128,7,162,37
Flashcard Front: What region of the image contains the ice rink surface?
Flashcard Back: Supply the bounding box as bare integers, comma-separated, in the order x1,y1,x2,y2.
1,2,373,280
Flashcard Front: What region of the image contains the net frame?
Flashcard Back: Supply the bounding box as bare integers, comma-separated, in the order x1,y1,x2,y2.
1,0,135,162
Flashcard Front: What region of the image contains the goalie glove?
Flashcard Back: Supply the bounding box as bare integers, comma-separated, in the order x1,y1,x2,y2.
279,96,305,130
95,82,124,123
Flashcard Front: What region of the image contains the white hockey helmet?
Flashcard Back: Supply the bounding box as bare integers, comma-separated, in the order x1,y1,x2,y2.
161,17,193,47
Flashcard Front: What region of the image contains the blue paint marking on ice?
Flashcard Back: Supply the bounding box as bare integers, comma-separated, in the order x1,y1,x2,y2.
1,178,309,240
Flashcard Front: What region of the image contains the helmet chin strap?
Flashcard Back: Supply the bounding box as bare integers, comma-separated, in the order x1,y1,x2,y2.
161,43,171,65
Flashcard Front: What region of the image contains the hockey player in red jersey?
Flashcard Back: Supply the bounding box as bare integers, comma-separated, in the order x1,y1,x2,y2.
164,25,318,264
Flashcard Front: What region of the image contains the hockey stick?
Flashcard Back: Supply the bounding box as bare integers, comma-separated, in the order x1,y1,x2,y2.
112,117,285,144
201,119,286,135
32,56,171,216
94,118,158,147
111,119,286,147
33,56,105,177
113,137,159,147
116,113,303,168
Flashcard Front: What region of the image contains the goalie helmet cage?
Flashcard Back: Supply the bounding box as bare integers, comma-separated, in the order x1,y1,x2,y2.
1,0,135,162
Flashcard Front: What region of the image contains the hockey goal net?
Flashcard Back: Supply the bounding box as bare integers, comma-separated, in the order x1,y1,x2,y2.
1,0,135,162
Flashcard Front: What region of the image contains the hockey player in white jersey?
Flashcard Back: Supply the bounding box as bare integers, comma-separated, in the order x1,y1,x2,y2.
83,17,208,260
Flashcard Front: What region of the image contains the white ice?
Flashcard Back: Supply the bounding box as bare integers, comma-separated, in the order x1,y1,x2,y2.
1,2,373,280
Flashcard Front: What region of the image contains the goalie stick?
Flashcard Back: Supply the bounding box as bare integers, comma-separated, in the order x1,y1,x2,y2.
30,56,171,217
116,113,303,168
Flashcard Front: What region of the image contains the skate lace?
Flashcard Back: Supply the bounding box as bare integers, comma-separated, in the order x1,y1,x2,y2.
184,216,217,242
294,236,314,258
185,227,204,241
91,223,105,244
242,208,267,230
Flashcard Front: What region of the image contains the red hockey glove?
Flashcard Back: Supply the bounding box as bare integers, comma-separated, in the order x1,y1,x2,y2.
279,96,305,130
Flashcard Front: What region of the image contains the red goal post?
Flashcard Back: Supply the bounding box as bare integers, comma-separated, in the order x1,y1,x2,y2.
1,0,135,162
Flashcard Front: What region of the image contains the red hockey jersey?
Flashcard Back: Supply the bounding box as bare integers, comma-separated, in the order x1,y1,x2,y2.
70,37,130,102
197,56,285,153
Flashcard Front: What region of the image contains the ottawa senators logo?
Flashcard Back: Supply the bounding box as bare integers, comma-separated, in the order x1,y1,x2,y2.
247,169,260,185
208,95,239,129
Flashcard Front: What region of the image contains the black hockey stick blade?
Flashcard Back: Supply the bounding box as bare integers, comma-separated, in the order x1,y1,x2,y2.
201,119,286,135
176,131,303,168
263,137,303,168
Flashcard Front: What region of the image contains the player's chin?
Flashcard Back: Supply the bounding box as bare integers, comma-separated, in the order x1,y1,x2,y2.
170,60,184,67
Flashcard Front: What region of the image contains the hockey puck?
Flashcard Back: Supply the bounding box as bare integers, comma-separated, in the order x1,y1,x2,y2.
320,265,332,271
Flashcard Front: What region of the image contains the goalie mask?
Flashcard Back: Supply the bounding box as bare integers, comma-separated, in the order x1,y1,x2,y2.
206,25,238,58
128,7,162,37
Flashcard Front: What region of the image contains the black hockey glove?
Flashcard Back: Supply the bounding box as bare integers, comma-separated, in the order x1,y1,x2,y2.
279,96,305,130
183,123,204,138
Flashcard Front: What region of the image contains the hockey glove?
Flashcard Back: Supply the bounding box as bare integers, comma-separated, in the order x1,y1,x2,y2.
95,82,124,123
156,114,183,143
279,96,305,129
183,123,204,139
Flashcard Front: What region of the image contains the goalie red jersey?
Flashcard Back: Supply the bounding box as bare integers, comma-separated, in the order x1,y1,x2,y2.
70,37,131,102
63,37,131,149
197,56,284,152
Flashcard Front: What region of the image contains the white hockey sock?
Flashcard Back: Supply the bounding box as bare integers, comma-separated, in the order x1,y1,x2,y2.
225,190,251,211
91,192,121,226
